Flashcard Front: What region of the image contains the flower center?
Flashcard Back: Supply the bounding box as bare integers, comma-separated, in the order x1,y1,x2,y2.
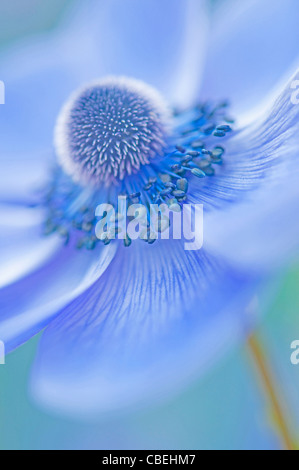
54,77,170,187
45,77,233,250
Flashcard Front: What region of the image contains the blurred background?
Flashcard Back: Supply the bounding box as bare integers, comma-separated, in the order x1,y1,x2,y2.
0,0,299,450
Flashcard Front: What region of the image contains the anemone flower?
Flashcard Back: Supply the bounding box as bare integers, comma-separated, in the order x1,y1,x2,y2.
0,0,298,418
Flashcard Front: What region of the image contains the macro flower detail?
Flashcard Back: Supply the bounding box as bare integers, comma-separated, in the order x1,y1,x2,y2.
0,0,298,420
43,77,232,249
55,77,170,187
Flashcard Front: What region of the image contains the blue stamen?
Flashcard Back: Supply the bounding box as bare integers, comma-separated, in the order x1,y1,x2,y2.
42,77,233,248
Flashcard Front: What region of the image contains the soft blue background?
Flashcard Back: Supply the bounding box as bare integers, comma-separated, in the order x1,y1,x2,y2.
0,0,299,450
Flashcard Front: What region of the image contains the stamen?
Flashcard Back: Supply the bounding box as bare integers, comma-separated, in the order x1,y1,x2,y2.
43,78,233,249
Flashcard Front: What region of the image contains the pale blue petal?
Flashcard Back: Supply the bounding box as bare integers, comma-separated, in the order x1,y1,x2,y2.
200,0,299,115
191,69,299,271
67,0,209,107
0,30,84,202
0,155,49,204
0,241,117,352
0,204,60,288
0,33,85,159
30,240,257,416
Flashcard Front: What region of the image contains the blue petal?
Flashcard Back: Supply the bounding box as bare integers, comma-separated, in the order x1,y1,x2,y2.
0,34,86,160
0,240,117,352
30,239,257,416
190,69,299,271
0,26,85,198
0,156,49,204
67,0,209,107
0,204,60,288
200,0,299,115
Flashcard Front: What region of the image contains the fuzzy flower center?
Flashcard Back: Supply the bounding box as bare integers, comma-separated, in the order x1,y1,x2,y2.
54,77,170,187
45,76,233,249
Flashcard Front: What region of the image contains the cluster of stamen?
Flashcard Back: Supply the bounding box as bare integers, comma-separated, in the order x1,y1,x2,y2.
43,79,233,249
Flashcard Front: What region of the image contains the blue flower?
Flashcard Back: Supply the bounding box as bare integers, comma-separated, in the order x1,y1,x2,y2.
0,0,298,416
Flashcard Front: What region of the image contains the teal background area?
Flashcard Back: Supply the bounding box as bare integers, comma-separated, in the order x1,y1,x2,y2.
0,0,299,450
0,0,72,49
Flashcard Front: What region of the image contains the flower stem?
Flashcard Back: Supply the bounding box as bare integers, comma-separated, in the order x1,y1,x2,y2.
247,333,296,450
